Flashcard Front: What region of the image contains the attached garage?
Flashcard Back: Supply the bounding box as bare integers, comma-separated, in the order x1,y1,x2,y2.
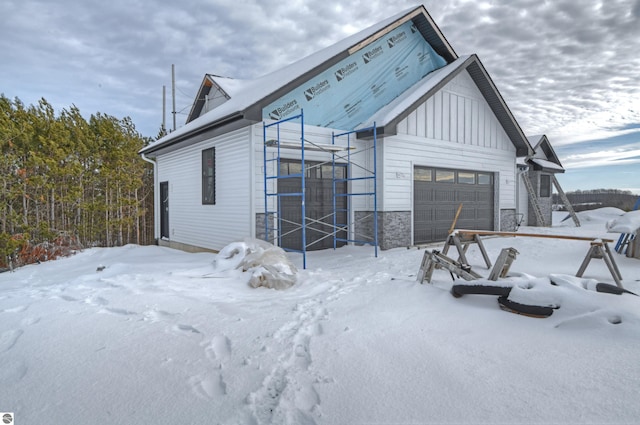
413,166,494,244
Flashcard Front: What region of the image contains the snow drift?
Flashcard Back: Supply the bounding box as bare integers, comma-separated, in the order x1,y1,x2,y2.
0,208,639,425
607,209,640,234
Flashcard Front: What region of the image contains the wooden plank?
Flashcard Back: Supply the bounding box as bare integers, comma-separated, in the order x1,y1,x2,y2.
448,203,464,235
455,230,614,243
347,8,423,54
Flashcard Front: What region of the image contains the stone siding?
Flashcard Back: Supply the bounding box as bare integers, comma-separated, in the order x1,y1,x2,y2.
355,211,412,250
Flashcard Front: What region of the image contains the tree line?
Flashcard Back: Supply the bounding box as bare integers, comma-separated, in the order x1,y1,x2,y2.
1,95,154,267
554,189,639,212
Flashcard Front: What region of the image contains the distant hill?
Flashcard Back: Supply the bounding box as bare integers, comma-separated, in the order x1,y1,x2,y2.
555,189,639,212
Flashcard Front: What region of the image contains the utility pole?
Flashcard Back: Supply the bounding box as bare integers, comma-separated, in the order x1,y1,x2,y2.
171,64,177,131
162,85,166,134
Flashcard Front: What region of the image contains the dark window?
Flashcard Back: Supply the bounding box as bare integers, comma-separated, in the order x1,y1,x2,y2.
540,174,551,197
202,147,215,204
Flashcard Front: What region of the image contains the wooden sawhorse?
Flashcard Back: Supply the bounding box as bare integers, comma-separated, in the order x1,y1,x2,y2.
577,240,623,287
446,230,624,288
442,233,493,269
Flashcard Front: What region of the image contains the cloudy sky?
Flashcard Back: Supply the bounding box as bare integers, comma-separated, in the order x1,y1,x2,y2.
2,0,639,194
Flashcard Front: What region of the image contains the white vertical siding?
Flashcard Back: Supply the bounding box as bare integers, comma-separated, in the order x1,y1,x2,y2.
400,69,515,151
386,68,518,213
156,127,252,251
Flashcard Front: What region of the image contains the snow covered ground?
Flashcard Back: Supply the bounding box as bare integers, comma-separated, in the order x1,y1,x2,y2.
1,208,639,425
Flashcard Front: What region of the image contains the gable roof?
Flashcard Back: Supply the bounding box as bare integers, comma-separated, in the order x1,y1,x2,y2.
141,5,457,155
141,5,532,157
525,134,565,173
186,74,244,123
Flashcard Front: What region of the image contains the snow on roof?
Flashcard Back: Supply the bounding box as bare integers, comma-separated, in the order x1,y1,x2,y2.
531,158,565,172
211,76,248,99
141,7,424,154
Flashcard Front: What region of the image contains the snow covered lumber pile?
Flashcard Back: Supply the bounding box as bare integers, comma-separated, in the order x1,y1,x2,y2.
214,238,298,289
606,210,640,258
606,210,640,234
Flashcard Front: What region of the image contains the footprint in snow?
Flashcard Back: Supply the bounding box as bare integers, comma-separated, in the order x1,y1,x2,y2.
85,296,109,306
100,307,137,316
142,309,177,323
205,335,232,363
0,329,24,352
174,324,201,334
189,373,227,400
21,316,41,326
2,305,29,313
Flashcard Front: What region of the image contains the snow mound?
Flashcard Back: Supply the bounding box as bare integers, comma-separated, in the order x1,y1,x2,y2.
576,207,625,223
606,210,640,234
214,238,297,289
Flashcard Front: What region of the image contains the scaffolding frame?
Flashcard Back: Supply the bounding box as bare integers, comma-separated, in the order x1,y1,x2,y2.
332,127,378,257
263,110,378,268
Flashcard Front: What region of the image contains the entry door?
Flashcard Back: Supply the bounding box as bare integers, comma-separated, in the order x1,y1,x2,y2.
160,181,169,239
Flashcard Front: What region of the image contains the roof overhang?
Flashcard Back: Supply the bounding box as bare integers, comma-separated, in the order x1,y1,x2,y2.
140,112,247,157
529,158,565,173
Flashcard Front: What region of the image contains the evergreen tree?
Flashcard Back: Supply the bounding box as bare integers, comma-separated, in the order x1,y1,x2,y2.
0,94,156,267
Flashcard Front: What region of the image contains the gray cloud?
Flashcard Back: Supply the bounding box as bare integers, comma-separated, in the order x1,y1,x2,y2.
1,0,638,150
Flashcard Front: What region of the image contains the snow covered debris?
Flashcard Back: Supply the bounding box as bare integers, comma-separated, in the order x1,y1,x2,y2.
215,238,297,289
606,209,640,234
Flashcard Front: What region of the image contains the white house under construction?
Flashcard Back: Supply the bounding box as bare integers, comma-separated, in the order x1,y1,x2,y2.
140,5,572,262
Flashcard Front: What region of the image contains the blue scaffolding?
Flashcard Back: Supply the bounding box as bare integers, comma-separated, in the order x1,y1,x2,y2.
263,110,378,268
332,127,378,257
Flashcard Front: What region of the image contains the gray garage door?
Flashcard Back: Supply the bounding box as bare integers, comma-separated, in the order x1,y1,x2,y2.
414,167,494,244
278,160,347,251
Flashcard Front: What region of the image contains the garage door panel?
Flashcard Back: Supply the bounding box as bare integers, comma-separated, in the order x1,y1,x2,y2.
435,189,456,202
459,209,475,220
414,166,494,245
457,190,476,202
436,207,457,221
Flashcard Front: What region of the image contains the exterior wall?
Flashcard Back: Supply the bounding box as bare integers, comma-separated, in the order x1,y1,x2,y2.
389,69,518,244
156,127,253,251
526,170,553,226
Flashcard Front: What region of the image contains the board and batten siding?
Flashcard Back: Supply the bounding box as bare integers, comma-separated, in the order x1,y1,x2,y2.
157,127,252,251
385,69,517,212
